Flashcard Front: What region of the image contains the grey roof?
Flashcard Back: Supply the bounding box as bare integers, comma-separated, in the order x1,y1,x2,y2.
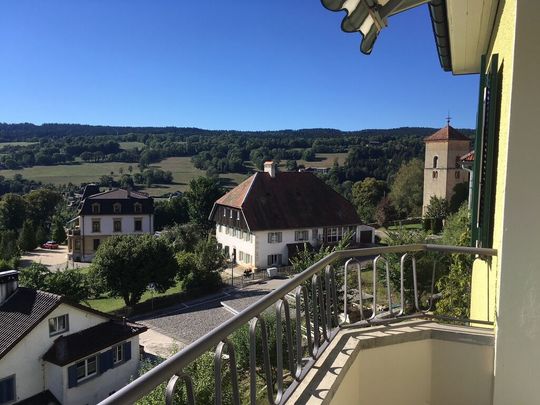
0,288,62,360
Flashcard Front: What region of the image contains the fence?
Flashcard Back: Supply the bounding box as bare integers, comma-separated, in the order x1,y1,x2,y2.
99,243,496,405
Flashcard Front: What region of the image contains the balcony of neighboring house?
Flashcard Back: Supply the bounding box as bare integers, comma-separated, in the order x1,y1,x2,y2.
99,243,496,405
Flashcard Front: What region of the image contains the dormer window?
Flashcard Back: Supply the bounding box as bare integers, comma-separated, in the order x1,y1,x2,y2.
91,203,100,214
230,210,233,219
113,202,122,214
134,203,142,214
236,211,240,221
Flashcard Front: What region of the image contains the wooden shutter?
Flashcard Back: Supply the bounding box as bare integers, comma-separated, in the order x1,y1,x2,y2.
471,54,500,247
123,341,132,362
99,349,114,373
67,364,78,388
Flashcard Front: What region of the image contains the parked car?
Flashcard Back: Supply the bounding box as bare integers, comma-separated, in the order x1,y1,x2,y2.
42,241,59,249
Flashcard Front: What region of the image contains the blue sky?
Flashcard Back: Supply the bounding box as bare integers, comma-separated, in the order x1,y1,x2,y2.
0,1,478,131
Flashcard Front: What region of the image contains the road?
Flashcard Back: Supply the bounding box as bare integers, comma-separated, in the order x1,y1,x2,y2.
136,278,287,349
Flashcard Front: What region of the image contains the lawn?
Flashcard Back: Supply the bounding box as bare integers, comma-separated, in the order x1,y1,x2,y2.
0,141,37,148
84,282,184,314
292,152,348,169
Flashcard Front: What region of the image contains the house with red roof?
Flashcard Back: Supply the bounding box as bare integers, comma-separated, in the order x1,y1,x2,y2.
210,162,375,269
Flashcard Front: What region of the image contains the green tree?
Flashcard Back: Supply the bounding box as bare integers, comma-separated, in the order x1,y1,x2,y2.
90,234,179,307
35,226,48,246
18,220,37,252
19,263,51,289
177,238,224,291
24,189,63,229
389,158,424,218
351,177,388,223
374,196,397,226
285,160,298,171
0,230,20,261
0,193,27,231
449,182,469,213
161,223,204,253
425,196,449,219
52,220,67,243
48,269,90,302
184,177,224,230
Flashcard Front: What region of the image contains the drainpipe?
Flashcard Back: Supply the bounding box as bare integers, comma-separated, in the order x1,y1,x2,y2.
461,165,474,211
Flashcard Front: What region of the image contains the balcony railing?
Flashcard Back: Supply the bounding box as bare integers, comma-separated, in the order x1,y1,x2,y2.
99,244,496,405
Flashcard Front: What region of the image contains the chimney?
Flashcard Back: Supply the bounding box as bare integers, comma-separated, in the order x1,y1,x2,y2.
263,161,278,178
0,270,19,305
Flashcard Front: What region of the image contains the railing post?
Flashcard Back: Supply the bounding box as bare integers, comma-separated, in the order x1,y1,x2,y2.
214,339,240,405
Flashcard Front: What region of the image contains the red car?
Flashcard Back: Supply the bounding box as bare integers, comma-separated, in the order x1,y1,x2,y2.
42,241,59,249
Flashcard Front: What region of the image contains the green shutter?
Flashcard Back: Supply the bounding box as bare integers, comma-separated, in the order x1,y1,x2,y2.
471,54,500,247
123,341,132,362
67,365,78,388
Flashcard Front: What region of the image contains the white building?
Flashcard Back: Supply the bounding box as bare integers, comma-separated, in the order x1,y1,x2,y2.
0,270,146,404
210,162,375,269
67,186,154,262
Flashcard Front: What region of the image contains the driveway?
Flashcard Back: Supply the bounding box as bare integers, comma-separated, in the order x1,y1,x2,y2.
137,278,288,346
20,246,90,271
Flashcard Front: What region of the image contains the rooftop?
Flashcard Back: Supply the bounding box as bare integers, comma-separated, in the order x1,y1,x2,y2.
424,125,471,142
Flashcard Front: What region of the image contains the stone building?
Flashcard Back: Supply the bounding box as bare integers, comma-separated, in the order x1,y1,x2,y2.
422,123,471,215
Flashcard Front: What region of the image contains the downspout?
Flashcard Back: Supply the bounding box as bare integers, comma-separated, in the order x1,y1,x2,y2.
461,165,474,211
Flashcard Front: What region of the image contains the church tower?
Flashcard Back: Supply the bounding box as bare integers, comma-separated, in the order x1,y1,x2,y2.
422,121,471,215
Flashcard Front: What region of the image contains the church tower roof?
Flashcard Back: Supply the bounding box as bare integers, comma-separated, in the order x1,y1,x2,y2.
424,125,470,142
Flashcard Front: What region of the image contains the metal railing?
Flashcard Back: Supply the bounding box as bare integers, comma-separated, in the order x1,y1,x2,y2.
99,244,496,405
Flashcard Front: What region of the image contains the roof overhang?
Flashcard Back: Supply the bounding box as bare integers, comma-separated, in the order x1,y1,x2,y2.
431,0,499,74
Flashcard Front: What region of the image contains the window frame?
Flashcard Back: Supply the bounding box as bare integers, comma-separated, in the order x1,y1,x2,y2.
113,202,122,214
49,314,69,337
134,218,143,232
294,230,309,242
92,219,101,233
0,375,15,405
134,203,143,214
75,355,98,383
267,232,282,243
113,219,122,233
113,344,124,365
91,203,100,214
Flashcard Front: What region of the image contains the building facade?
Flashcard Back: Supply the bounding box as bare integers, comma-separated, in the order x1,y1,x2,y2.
67,187,154,262
210,162,374,269
0,270,146,404
422,124,471,215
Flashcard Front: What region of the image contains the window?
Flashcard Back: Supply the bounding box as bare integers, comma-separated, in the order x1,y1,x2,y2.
134,203,142,214
312,229,318,240
236,211,240,220
92,219,101,233
295,230,309,241
0,375,15,404
245,232,251,242
223,208,226,217
74,239,81,250
432,171,438,179
267,254,282,266
268,232,282,243
49,314,69,336
134,219,142,231
93,239,100,251
113,344,123,364
455,171,460,179
230,210,233,219
76,355,97,382
239,251,244,261
91,203,100,214
218,224,222,233
113,202,122,214
433,156,438,169
113,219,122,232
245,253,252,264
225,226,230,235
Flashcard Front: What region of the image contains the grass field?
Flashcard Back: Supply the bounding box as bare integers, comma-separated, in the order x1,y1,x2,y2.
0,152,338,196
0,141,37,149
119,141,145,150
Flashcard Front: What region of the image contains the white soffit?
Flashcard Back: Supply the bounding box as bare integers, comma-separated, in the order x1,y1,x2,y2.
446,0,498,74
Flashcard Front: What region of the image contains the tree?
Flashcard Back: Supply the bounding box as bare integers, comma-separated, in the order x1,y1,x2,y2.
389,158,424,218
160,223,202,252
177,238,224,291
184,177,224,230
0,230,20,261
24,189,62,229
18,220,36,252
90,234,179,307
19,263,51,290
374,196,397,226
0,193,26,231
154,198,189,230
286,160,298,171
52,220,67,243
424,196,449,234
351,177,388,223
449,182,469,213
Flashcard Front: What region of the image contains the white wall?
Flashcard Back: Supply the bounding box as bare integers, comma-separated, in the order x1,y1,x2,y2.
60,337,140,405
0,304,107,403
81,214,153,236
215,225,256,266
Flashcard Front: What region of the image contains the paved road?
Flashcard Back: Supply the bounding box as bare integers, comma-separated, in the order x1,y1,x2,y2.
137,278,287,345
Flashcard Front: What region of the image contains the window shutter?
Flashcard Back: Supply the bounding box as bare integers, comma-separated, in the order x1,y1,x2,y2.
123,342,132,362
67,365,78,388
471,54,500,247
99,350,114,373
0,377,15,403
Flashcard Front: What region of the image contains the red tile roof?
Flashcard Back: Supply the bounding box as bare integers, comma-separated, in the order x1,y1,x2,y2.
213,171,362,231
424,125,471,142
460,151,475,162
